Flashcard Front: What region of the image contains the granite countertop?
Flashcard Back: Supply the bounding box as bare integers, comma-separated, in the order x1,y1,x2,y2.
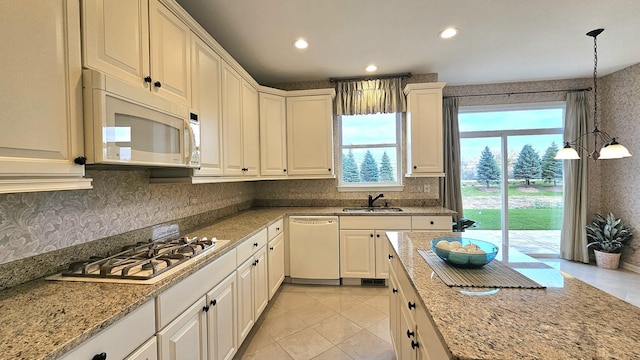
0,206,452,360
388,231,640,360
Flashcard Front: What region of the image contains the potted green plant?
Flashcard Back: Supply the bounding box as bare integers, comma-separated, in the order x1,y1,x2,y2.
586,212,633,269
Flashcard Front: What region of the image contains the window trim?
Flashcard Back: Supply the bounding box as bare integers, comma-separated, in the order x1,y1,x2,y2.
337,112,403,191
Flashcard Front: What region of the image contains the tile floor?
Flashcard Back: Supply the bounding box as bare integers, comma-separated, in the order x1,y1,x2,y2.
236,258,640,360
236,284,394,360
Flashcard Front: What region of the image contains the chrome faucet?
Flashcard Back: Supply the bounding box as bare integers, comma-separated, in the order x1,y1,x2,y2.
368,193,384,207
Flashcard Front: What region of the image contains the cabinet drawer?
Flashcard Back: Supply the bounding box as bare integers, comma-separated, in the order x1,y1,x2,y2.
236,228,268,264
157,249,237,329
411,216,451,231
59,300,155,360
340,216,411,230
268,218,284,239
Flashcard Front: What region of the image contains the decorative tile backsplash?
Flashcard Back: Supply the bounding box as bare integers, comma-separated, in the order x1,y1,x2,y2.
0,170,255,266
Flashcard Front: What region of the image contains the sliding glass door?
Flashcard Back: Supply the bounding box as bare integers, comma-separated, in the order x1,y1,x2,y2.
459,104,565,258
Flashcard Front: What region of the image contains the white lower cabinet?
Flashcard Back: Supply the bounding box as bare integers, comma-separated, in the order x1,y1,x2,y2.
339,216,411,280
267,231,285,299
389,246,450,360
158,297,208,360
206,272,238,360
126,337,158,360
58,300,156,360
235,228,269,344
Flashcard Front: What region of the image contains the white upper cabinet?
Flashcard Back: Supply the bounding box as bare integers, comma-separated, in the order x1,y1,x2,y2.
222,63,259,177
83,0,191,106
149,0,191,106
242,81,260,176
191,34,223,176
0,0,92,194
286,90,336,177
404,82,446,177
82,0,150,88
259,92,288,177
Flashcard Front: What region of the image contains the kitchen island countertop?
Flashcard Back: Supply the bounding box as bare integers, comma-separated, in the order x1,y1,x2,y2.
0,206,452,360
389,231,640,359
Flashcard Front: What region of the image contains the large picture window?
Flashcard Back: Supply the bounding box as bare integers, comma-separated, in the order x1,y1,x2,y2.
338,113,402,190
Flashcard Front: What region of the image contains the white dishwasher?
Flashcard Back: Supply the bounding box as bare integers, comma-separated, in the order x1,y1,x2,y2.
289,216,340,285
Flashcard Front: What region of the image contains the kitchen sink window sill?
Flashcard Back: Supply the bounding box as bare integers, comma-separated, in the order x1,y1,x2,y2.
336,184,404,192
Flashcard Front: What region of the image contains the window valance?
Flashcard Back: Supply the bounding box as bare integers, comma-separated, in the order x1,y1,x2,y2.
336,78,406,115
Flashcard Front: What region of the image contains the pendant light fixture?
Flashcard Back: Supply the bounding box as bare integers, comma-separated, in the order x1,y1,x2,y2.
555,28,632,160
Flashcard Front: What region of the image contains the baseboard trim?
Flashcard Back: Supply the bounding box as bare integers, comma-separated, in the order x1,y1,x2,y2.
621,262,640,274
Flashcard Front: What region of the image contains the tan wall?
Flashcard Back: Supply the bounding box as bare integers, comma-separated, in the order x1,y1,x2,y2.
600,63,640,266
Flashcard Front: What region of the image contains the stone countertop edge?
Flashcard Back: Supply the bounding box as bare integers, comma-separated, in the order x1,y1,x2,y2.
0,206,453,360
389,231,640,360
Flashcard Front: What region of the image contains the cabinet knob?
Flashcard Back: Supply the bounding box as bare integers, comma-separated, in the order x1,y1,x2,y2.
270,246,274,251
328,168,331,171
144,76,152,83
254,242,259,247
370,234,374,238
203,305,210,312
413,165,417,169
276,227,280,231
210,299,217,306
411,340,420,350
74,156,87,165
388,254,393,260
283,169,287,172
92,353,107,360
154,81,162,88
430,221,434,225
408,301,416,310
256,258,260,264
407,329,415,338
376,234,380,238
392,288,398,294
252,260,257,266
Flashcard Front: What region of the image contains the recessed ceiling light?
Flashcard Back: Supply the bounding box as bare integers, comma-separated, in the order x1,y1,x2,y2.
439,27,459,39
294,38,308,49
365,64,377,72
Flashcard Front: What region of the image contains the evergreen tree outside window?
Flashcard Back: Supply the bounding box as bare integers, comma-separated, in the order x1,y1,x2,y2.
541,142,562,186
513,144,542,187
476,146,501,188
338,113,401,189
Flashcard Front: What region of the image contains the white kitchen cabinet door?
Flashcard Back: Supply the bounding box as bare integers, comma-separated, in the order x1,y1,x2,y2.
125,337,158,360
286,95,334,176
0,0,91,194
405,83,446,176
206,272,237,360
259,93,288,177
340,230,376,278
267,232,285,299
149,0,191,106
191,35,224,176
399,299,418,360
388,266,400,359
253,246,269,319
375,231,390,279
236,258,255,344
82,0,150,89
241,80,260,176
222,63,244,176
158,297,208,360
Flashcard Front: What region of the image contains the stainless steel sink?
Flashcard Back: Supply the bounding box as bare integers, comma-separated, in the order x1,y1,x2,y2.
342,207,403,213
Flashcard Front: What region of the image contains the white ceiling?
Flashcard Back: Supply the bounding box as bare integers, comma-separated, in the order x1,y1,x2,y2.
176,0,640,86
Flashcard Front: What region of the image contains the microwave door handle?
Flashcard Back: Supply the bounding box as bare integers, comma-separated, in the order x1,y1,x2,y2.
185,120,194,165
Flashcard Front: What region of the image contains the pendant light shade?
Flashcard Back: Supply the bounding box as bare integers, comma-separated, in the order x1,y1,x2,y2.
555,28,632,161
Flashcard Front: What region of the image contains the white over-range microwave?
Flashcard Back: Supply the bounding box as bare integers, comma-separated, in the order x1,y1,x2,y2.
82,69,200,168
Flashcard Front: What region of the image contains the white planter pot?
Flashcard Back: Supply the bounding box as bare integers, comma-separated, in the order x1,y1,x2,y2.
594,250,621,269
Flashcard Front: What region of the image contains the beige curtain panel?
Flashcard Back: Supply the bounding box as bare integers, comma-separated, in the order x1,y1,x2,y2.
336,78,406,115
440,97,463,223
560,91,590,263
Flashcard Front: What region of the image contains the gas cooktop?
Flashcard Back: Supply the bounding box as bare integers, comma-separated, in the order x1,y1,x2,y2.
48,236,230,284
